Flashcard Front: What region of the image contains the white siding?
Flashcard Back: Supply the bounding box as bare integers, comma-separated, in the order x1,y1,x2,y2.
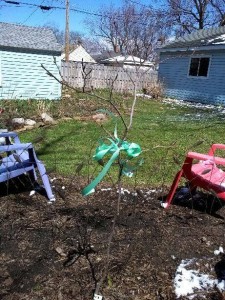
0,49,61,100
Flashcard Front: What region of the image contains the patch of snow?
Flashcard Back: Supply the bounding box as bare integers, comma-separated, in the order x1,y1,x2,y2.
144,189,157,194
208,34,225,44
136,93,152,99
29,190,35,196
158,98,225,123
217,280,225,292
100,187,138,197
50,177,57,182
100,187,162,200
214,246,224,255
174,258,223,299
120,188,131,195
162,98,216,110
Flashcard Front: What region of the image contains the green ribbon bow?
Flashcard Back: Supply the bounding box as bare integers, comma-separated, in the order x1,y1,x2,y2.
82,127,142,196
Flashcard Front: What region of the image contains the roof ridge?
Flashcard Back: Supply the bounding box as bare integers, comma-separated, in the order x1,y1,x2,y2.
177,26,225,43
160,26,225,51
0,22,62,52
0,21,50,31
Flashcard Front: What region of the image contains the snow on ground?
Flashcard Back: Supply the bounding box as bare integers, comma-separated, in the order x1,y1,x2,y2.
175,258,215,299
100,187,225,298
162,98,218,110
100,187,160,201
175,258,214,299
137,95,225,123
137,94,225,111
174,249,225,299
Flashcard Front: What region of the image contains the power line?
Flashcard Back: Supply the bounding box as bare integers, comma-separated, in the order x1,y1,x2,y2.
2,0,105,16
22,6,39,23
2,0,147,18
2,0,159,28
21,0,45,24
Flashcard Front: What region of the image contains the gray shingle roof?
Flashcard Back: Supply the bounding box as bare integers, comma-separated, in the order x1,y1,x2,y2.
0,22,62,52
92,51,121,62
160,26,225,51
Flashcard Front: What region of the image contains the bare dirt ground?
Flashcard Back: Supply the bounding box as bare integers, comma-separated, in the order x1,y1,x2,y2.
1,175,225,300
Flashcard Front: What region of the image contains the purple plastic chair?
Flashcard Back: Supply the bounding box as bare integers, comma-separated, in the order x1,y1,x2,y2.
0,131,55,202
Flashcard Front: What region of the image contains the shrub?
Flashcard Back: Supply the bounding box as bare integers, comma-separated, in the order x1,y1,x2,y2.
142,80,164,99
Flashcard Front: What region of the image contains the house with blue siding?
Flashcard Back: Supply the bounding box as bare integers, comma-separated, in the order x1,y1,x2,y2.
158,26,225,105
0,22,62,100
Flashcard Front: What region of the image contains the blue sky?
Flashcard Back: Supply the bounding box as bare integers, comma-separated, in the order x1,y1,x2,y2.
0,0,163,36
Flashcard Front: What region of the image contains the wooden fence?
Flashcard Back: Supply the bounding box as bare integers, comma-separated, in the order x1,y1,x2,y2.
61,61,158,92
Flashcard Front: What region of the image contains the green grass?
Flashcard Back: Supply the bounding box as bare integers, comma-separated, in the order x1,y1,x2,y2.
19,95,225,188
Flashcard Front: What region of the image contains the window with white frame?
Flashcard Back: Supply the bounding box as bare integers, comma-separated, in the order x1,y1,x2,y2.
188,57,210,77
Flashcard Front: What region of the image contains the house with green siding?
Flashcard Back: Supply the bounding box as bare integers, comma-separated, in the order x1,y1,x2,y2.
0,22,62,100
158,26,225,105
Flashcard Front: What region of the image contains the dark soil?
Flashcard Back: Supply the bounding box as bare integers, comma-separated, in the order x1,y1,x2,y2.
1,176,225,300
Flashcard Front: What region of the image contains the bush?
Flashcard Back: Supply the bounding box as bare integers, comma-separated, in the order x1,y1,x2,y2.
142,81,164,99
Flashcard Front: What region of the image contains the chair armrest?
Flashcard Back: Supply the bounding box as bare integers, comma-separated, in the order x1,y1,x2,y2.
0,132,21,144
0,143,33,152
0,132,19,138
187,151,225,165
208,144,225,156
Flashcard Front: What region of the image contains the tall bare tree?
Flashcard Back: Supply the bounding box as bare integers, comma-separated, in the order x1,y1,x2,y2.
165,0,210,34
210,0,225,25
86,3,171,60
164,0,225,36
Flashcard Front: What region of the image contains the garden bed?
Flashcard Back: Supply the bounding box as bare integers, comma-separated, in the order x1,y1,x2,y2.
0,176,225,299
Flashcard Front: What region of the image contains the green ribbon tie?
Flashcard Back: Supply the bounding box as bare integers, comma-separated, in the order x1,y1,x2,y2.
82,129,141,196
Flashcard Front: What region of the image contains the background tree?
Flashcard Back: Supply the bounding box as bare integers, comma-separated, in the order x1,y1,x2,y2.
209,0,225,26
45,23,104,54
45,23,83,45
164,0,225,36
86,3,172,60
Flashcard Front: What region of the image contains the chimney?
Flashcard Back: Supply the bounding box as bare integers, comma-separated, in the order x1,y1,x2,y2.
114,44,120,53
157,36,166,45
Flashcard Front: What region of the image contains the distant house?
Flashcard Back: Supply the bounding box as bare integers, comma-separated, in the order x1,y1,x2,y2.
0,22,62,100
61,45,96,63
158,26,225,104
94,51,155,71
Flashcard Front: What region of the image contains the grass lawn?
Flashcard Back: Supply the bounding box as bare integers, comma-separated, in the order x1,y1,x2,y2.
19,95,225,188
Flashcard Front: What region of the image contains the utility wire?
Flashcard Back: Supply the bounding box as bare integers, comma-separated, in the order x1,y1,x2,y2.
2,0,106,16
2,0,147,17
1,0,160,28
21,0,45,24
